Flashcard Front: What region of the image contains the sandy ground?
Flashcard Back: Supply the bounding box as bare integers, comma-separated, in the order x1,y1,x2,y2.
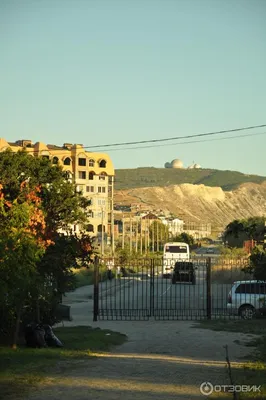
27,285,255,400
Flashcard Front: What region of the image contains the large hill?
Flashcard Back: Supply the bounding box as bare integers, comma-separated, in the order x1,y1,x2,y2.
115,167,266,191
114,168,266,227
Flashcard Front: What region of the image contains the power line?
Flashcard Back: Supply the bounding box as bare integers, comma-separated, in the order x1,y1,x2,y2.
87,124,266,149
101,131,266,152
1,124,266,157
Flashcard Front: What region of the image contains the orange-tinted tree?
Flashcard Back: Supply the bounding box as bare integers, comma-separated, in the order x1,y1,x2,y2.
0,182,52,347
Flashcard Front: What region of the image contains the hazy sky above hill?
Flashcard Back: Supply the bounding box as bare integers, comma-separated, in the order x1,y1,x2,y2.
1,0,266,175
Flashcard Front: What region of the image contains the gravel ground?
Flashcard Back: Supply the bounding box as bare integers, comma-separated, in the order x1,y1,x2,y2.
27,286,255,400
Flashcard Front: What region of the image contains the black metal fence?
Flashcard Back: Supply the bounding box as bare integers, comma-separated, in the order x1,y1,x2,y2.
93,256,266,321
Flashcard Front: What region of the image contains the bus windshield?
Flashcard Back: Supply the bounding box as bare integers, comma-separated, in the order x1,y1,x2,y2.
165,245,188,253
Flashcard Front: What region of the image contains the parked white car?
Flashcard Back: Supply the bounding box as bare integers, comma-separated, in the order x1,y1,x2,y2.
227,280,266,319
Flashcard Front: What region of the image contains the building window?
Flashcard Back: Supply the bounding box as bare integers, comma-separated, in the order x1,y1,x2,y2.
86,186,94,192
99,159,107,168
64,157,71,165
89,171,95,180
78,158,86,166
98,224,105,232
52,156,59,164
89,159,95,167
78,171,86,179
98,186,106,193
99,172,107,180
42,155,50,160
98,199,106,206
88,210,94,218
88,224,94,232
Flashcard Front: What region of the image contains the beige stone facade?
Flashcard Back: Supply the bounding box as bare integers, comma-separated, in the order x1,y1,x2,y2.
0,138,115,246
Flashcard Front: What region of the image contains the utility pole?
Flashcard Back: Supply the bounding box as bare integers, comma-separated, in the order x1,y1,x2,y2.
140,218,143,255
156,220,159,252
264,220,266,250
152,222,155,253
111,176,115,256
144,219,147,253
147,220,150,252
101,207,104,256
135,218,138,253
122,215,125,249
160,224,163,251
130,216,132,254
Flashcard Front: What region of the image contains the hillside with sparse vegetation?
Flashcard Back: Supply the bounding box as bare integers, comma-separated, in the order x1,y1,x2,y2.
115,167,266,191
114,168,266,227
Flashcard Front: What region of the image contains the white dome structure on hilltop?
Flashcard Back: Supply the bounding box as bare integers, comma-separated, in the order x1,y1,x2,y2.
171,159,183,169
188,163,201,169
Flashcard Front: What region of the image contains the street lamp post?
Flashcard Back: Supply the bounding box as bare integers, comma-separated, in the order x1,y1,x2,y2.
101,207,104,256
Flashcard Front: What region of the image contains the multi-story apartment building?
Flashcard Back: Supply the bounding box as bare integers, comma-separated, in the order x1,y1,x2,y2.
0,138,115,249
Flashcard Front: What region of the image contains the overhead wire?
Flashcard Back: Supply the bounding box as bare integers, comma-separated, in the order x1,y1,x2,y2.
86,123,266,149
2,124,266,157
97,131,266,152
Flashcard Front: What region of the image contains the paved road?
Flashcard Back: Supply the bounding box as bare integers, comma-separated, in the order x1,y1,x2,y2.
194,245,221,257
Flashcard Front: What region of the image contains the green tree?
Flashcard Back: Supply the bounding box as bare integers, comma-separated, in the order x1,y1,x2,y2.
149,220,169,250
244,245,266,280
0,183,49,347
172,232,195,246
0,150,90,237
223,217,265,248
243,217,265,241
0,151,95,343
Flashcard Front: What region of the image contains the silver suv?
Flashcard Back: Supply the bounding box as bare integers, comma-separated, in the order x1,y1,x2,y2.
227,280,266,319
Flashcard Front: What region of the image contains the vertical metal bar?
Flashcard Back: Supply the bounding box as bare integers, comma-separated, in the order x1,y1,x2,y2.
93,256,99,321
206,257,212,320
149,258,154,317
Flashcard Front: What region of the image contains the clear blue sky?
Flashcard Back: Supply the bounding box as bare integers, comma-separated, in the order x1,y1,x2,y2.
1,0,266,175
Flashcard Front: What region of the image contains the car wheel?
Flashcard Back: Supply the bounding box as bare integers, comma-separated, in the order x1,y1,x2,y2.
239,305,255,320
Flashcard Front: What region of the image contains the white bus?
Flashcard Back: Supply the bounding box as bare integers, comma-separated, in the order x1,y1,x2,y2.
163,242,190,277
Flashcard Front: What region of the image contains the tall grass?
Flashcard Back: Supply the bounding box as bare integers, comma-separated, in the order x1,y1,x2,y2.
73,265,108,288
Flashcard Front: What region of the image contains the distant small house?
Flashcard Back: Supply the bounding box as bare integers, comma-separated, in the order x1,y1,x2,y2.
161,218,184,236
141,212,160,220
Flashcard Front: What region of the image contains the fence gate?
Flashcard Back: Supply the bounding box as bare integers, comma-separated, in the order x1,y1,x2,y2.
93,256,250,321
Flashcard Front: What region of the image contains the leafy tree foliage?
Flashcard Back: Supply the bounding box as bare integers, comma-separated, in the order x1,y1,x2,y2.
242,245,266,281
0,150,90,236
0,182,50,347
149,220,170,243
172,232,195,246
223,217,265,248
0,151,94,345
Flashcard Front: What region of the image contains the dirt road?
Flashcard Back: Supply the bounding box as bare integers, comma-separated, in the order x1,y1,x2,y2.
28,286,255,400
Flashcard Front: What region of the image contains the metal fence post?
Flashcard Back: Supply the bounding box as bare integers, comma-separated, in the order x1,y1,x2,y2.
149,258,155,317
206,257,212,320
93,256,99,321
